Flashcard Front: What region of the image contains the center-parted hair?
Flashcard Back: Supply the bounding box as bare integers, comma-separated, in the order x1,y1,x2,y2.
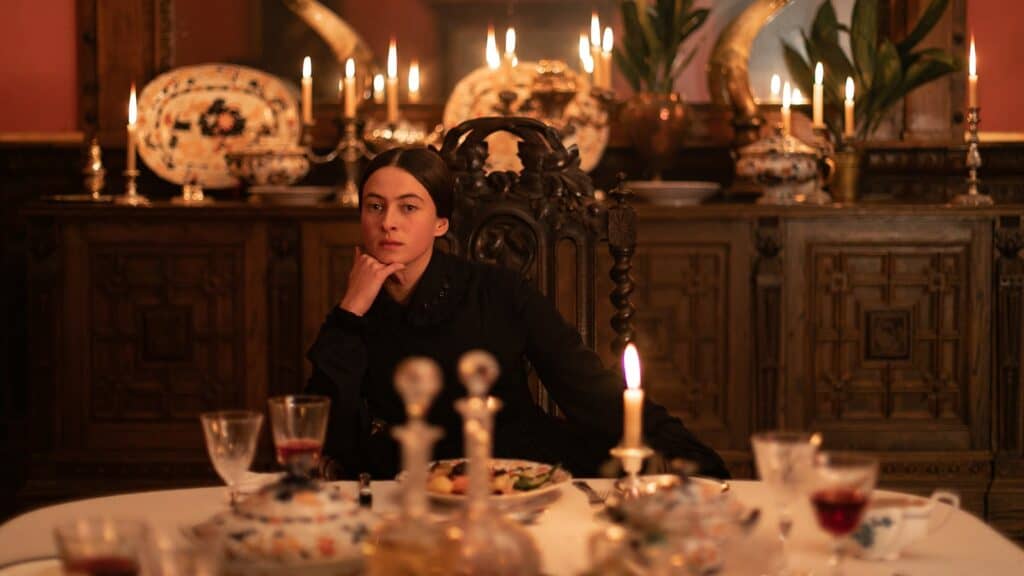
359,147,454,219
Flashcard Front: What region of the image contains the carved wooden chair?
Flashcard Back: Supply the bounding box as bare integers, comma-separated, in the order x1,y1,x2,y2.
437,116,636,412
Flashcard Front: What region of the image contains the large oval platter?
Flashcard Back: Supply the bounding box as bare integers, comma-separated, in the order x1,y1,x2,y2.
137,63,301,188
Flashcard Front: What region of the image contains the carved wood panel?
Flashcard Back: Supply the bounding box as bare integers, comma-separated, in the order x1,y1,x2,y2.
60,221,268,452
787,218,990,452
597,219,751,450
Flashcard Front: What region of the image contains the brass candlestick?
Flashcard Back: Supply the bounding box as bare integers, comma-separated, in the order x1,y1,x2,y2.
82,138,111,201
114,169,149,206
950,106,994,206
337,118,368,206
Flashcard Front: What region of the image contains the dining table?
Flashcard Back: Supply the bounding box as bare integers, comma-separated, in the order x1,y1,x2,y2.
0,477,1020,575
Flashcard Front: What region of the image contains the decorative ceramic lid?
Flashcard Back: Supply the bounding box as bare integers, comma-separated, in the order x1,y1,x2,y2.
735,129,819,186
193,476,377,575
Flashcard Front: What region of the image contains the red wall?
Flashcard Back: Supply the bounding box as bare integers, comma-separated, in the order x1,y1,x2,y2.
0,0,77,133
0,0,1022,135
968,1,1024,134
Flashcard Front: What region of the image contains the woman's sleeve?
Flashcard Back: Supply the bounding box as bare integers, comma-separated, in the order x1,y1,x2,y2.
304,306,370,478
515,277,730,478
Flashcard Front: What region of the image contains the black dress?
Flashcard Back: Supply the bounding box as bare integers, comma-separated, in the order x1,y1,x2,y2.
306,250,729,479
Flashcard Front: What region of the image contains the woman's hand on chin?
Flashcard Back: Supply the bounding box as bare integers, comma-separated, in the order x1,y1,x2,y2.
338,246,406,316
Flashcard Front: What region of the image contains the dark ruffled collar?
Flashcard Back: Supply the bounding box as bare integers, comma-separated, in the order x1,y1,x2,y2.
368,250,469,327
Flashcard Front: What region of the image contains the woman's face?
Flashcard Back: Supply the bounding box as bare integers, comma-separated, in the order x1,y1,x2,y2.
360,166,449,265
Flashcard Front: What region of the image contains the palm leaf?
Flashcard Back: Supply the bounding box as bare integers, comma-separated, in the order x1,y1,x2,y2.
850,0,878,89
897,0,950,55
614,48,644,92
811,1,841,46
900,52,958,94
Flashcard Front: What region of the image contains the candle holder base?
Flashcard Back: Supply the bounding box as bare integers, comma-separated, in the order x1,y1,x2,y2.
609,445,654,500
950,106,995,207
171,181,213,205
114,170,150,206
950,192,994,207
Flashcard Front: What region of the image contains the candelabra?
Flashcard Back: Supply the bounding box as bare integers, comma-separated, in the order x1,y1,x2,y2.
950,106,994,206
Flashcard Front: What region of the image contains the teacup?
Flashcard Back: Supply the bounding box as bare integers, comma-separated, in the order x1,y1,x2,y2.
849,490,960,560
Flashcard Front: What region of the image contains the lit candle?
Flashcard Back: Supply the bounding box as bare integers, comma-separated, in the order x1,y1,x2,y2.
813,62,825,128
770,73,781,103
781,81,792,136
844,76,856,138
590,12,601,86
503,27,516,86
579,33,594,76
343,58,357,118
968,35,978,108
372,74,385,104
386,38,399,124
622,343,643,449
126,83,137,173
486,25,500,70
408,60,420,104
792,88,803,105
301,56,313,125
600,27,613,90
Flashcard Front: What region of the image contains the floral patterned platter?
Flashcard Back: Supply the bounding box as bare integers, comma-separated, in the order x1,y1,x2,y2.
443,61,609,173
137,63,301,189
418,458,571,506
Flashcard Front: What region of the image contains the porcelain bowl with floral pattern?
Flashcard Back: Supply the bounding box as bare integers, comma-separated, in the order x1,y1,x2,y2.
735,129,819,204
192,476,377,576
225,145,310,187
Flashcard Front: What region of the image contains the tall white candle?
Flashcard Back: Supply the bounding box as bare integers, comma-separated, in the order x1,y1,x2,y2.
813,62,825,128
770,74,781,104
600,27,613,90
301,56,313,125
343,58,357,118
126,83,137,172
844,76,856,138
781,81,792,136
407,60,420,104
622,343,643,448
386,39,399,124
968,36,978,108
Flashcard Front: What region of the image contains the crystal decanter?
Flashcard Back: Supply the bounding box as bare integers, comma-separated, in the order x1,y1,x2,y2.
438,350,542,576
365,357,449,576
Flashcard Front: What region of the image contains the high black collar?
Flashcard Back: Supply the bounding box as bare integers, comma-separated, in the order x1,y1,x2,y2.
367,250,469,327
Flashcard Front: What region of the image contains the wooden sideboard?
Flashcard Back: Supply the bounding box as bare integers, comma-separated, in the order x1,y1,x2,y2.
15,201,1024,542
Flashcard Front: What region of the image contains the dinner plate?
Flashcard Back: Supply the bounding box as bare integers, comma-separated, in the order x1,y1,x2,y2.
418,458,571,506
626,180,721,206
137,63,301,189
0,558,60,576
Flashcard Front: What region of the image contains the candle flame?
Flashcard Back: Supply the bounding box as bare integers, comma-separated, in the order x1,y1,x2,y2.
792,88,803,105
486,26,501,70
623,343,641,391
770,74,781,98
505,27,516,56
602,26,613,53
387,39,397,78
782,81,791,109
128,83,137,125
345,58,355,79
814,62,823,85
302,56,311,79
373,73,384,95
590,12,600,47
408,60,420,94
579,33,594,73
845,76,855,101
969,36,977,77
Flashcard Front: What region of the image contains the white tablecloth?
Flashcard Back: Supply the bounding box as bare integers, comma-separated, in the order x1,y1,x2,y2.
0,479,1020,575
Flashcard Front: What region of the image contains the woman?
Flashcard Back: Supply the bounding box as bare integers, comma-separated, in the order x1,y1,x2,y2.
306,146,728,480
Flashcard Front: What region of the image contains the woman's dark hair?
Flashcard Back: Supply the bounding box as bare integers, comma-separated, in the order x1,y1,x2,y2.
359,146,454,219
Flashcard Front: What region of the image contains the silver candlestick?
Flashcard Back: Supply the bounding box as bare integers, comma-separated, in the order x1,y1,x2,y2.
609,444,654,500
950,106,994,206
114,169,149,206
336,118,368,206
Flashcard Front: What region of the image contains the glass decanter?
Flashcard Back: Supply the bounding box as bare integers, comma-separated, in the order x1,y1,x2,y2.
365,357,449,576
438,350,542,576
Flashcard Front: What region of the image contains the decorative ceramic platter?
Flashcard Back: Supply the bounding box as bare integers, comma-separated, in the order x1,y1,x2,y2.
626,180,721,206
0,558,60,576
247,186,333,206
420,458,571,505
137,63,301,189
443,62,609,173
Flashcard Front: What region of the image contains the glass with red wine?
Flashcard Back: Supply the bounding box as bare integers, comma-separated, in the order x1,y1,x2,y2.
268,395,330,477
54,518,148,576
808,452,878,575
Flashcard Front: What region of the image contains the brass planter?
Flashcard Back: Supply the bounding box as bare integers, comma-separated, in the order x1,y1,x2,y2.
833,147,862,203
621,92,688,180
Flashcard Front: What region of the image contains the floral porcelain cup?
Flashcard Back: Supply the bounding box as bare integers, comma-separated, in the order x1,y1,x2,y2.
849,490,960,561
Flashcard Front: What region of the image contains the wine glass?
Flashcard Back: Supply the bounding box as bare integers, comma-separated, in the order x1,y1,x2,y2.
808,452,878,575
267,395,330,477
54,518,149,576
199,410,263,505
751,430,820,575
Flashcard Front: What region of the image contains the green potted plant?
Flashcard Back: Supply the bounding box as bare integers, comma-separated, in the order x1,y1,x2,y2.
615,0,710,179
783,0,959,143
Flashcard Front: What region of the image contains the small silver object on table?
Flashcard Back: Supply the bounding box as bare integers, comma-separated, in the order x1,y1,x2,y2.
950,106,994,206
82,137,111,201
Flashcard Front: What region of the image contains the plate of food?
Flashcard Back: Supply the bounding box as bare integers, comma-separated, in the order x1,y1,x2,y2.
421,458,571,505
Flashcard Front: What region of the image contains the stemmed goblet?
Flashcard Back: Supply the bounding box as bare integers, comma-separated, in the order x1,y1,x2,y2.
808,452,879,575
751,430,821,574
200,410,263,506
267,395,330,477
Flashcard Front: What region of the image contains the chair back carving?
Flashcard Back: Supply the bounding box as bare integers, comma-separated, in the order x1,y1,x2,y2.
438,116,636,372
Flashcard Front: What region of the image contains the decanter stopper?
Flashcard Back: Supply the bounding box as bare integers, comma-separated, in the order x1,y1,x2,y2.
458,349,500,398
395,356,442,420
